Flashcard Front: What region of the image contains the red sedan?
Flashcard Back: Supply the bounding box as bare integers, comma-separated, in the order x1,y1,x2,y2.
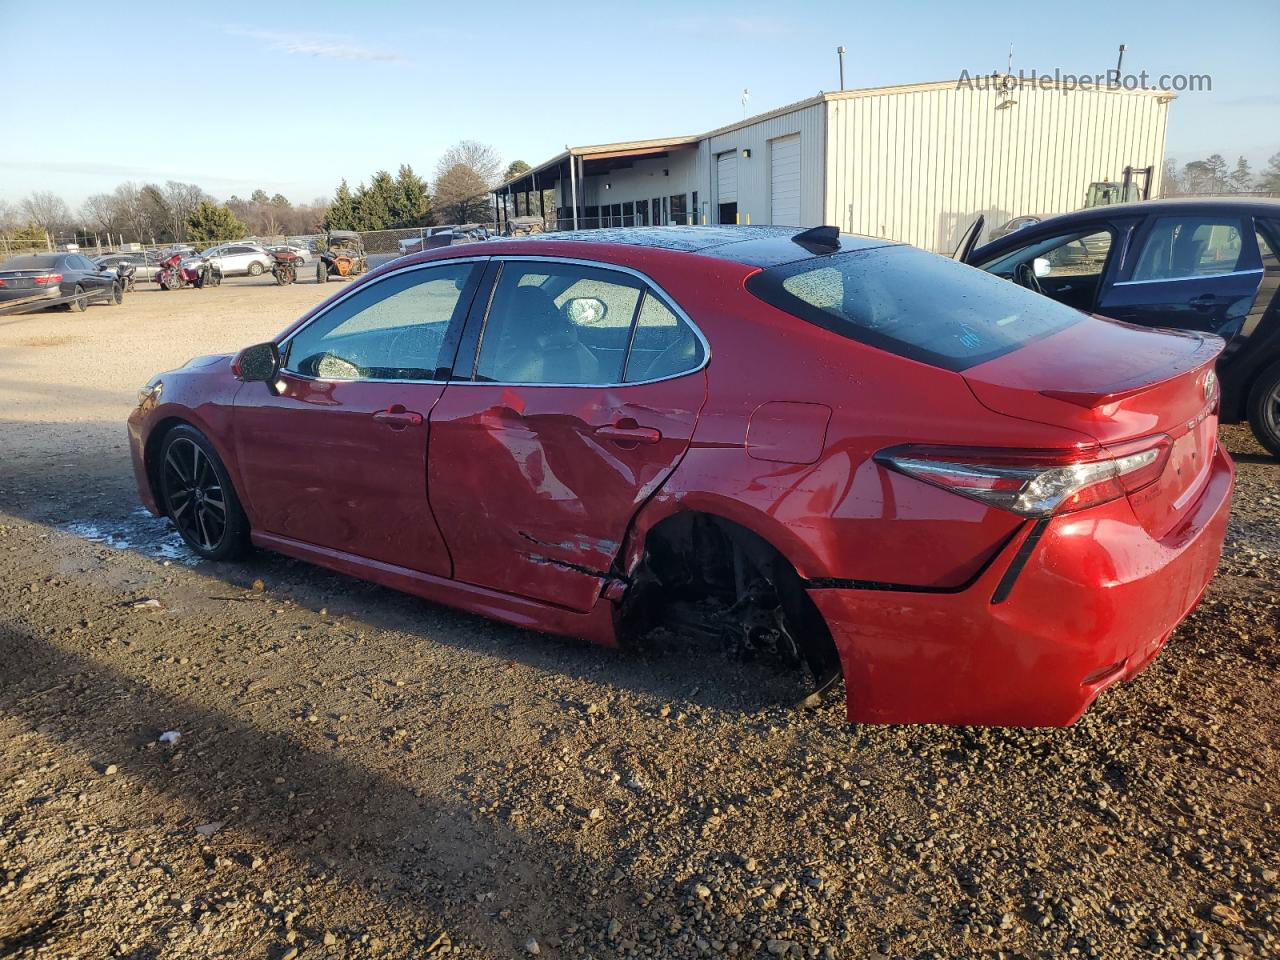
127,226,1234,726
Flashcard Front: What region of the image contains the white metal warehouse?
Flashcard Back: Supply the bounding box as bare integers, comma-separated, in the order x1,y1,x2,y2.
493,78,1172,252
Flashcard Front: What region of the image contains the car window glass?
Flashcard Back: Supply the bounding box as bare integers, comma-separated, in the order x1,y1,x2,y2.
749,245,1083,372
285,263,478,381
980,230,1112,281
624,293,704,382
475,262,642,384
1131,217,1248,281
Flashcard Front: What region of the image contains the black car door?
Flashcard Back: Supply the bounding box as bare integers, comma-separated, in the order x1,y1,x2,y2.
1095,213,1264,338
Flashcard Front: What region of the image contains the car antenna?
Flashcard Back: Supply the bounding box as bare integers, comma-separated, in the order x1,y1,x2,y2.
792,225,840,254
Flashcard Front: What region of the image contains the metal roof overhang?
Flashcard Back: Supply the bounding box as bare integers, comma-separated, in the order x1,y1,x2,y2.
493,137,699,195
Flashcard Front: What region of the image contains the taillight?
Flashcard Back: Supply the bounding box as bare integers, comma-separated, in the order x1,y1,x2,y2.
34,274,63,285
0,278,6,286
875,436,1172,517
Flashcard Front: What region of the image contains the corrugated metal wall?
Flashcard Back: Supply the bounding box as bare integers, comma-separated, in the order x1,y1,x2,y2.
824,84,1170,252
704,103,826,226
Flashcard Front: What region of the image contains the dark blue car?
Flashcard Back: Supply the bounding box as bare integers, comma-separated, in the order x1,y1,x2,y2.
963,197,1280,455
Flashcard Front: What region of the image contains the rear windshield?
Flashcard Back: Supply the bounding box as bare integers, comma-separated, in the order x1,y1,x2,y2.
2,254,59,270
746,245,1083,372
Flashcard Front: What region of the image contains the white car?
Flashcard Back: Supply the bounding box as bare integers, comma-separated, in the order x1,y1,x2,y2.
199,243,273,277
266,244,311,264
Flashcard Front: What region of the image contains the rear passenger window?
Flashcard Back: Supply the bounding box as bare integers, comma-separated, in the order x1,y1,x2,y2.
1131,217,1255,281
475,262,642,385
624,293,704,382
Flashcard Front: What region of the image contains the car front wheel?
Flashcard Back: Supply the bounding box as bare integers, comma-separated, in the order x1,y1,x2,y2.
158,425,251,560
1247,359,1280,458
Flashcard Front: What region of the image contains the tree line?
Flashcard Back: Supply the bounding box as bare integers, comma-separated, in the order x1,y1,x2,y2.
0,139,529,251
1163,152,1280,196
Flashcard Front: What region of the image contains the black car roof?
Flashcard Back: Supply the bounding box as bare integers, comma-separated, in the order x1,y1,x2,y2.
971,196,1280,260
541,225,899,267
1012,195,1279,228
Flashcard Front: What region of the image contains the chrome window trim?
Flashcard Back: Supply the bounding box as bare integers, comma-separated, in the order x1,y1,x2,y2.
1113,267,1264,287
456,254,711,389
276,256,490,385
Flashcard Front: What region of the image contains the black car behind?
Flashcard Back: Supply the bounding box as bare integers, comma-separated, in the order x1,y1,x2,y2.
966,197,1280,455
0,252,122,312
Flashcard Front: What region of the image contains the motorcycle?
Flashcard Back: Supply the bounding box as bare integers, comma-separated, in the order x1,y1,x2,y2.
114,260,137,293
156,251,221,291
270,249,299,286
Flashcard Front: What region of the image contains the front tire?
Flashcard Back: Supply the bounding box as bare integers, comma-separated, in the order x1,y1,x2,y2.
316,262,328,283
109,282,123,305
158,425,250,561
1246,359,1280,458
247,261,264,277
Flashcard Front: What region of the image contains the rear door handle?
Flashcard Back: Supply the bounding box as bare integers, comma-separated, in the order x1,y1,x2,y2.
373,404,423,429
595,420,662,446
1190,293,1217,309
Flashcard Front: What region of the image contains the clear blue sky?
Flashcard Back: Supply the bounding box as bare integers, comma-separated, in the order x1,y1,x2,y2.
2,0,1277,208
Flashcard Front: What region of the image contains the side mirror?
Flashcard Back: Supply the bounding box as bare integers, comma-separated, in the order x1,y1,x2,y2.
234,342,281,383
1032,256,1052,278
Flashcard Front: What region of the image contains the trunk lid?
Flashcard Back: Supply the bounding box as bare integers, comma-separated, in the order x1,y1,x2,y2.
963,315,1223,539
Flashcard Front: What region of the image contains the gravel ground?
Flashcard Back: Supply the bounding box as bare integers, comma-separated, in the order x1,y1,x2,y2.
0,280,1277,960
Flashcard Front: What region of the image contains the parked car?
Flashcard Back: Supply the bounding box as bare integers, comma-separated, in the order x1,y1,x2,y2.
199,243,273,277
95,251,160,281
0,252,123,311
128,225,1233,727
962,197,1280,455
988,215,1047,242
267,244,311,264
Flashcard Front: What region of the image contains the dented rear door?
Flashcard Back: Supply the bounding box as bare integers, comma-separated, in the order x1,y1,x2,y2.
427,257,708,612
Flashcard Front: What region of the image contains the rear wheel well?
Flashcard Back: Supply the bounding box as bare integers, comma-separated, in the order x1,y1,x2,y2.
620,511,842,694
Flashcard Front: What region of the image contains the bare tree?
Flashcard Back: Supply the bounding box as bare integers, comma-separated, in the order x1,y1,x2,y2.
0,199,17,234
162,181,211,242
81,193,121,236
436,140,502,188
433,164,492,224
112,183,153,242
20,191,71,235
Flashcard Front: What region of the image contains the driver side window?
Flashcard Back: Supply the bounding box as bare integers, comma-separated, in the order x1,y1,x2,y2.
285,263,479,381
979,229,1113,311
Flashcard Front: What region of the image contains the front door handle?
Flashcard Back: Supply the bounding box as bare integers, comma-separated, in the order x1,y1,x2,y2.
595,419,662,446
1190,293,1217,310
373,404,423,429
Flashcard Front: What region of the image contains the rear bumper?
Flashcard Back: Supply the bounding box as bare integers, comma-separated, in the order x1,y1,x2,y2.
811,440,1235,726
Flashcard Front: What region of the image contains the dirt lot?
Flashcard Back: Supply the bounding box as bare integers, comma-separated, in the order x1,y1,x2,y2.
0,279,1277,960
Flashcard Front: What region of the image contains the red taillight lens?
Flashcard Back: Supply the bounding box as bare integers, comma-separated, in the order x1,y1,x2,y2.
875,436,1172,517
33,274,63,285
0,278,6,287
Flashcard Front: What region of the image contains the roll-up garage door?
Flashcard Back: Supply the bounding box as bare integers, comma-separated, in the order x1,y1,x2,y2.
769,135,801,226
716,153,738,204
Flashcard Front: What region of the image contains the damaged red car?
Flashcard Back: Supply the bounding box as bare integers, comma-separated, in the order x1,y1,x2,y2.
128,226,1234,726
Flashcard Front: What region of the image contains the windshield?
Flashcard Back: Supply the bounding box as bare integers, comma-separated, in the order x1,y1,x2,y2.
746,245,1084,372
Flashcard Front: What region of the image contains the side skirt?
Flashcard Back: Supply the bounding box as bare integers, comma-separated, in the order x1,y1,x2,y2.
251,531,620,647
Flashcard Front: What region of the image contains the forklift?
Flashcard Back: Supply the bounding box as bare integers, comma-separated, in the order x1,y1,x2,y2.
1083,164,1153,208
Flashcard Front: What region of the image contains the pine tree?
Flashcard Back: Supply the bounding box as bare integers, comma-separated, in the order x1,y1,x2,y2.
187,202,247,243
323,180,358,231
1260,152,1280,194
391,164,430,227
